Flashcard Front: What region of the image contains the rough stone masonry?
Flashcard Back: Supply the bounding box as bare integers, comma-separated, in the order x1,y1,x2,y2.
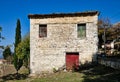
28,11,99,74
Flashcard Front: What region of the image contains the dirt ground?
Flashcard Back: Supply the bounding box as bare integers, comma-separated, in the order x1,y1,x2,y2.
0,64,120,82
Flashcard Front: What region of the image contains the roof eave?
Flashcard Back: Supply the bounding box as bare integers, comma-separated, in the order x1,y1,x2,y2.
28,11,99,19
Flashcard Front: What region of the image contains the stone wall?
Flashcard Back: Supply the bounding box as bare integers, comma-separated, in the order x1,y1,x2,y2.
0,65,3,77
30,15,98,74
0,64,16,77
98,57,120,70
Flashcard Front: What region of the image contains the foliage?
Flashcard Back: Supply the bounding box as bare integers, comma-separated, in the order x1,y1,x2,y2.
98,27,104,48
14,19,21,48
14,19,22,73
14,55,23,73
16,34,30,68
3,46,12,59
97,18,116,48
53,68,58,73
98,18,111,48
98,18,120,56
98,18,120,45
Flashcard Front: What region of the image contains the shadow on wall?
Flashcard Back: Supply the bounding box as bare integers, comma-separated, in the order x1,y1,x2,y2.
63,52,97,72
53,52,99,72
79,61,97,71
76,52,98,71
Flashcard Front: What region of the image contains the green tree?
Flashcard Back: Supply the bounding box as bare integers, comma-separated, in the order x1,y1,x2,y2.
3,46,11,59
14,19,22,74
16,34,30,69
3,46,13,63
14,55,23,73
98,18,112,48
14,19,21,48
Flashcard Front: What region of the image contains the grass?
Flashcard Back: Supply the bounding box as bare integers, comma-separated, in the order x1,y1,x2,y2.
31,72,84,82
80,65,120,82
0,64,120,82
31,65,120,82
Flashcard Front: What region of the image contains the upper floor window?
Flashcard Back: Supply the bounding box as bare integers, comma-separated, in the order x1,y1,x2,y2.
77,24,86,38
39,24,47,38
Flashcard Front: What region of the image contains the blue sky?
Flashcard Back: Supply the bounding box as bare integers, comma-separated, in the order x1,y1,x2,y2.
0,0,120,58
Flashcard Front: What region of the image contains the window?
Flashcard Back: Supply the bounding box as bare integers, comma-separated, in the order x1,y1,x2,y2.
77,24,86,38
39,24,47,37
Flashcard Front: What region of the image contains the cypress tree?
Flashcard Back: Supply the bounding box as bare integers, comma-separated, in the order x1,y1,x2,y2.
15,19,21,48
14,19,22,74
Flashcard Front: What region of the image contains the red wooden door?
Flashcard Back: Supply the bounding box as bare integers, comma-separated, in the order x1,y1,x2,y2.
66,53,79,71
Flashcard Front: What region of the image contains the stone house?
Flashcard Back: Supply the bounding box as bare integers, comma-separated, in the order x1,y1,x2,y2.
28,11,99,74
